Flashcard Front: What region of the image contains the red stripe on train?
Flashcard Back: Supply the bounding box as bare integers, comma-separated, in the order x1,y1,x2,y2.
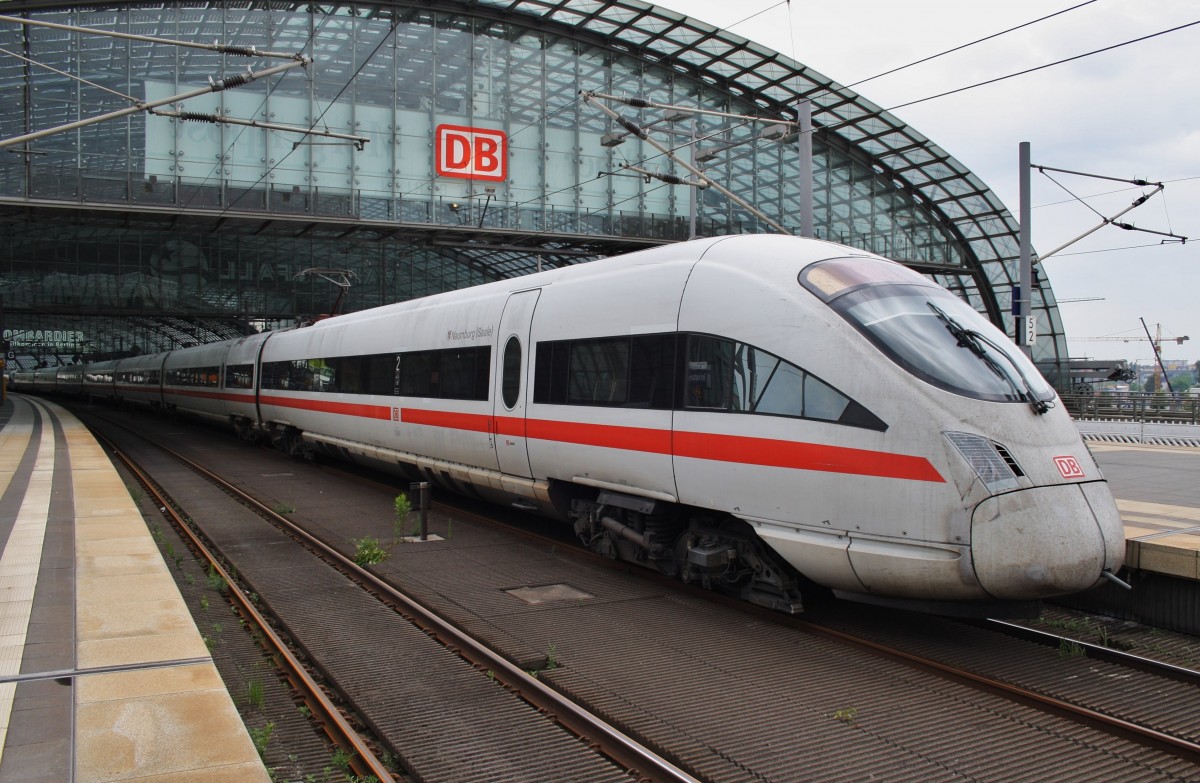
253,398,943,483
672,430,943,482
162,388,258,403
403,407,940,483
259,394,392,419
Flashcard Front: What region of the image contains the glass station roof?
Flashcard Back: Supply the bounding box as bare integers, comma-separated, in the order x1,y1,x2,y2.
0,0,1068,378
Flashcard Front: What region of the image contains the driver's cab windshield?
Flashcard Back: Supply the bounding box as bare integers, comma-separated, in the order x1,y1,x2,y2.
800,256,1056,406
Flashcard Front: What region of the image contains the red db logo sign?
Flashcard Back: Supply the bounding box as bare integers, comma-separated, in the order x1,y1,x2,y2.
1054,456,1086,479
436,124,507,181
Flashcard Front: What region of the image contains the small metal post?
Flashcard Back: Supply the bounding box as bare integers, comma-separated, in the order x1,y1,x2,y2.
797,100,814,239
410,481,430,540
1018,141,1032,358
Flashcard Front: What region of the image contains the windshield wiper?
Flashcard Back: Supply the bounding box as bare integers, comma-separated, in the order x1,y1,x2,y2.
927,302,1051,415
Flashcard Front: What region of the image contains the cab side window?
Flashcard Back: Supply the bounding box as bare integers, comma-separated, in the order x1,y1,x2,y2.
684,334,882,430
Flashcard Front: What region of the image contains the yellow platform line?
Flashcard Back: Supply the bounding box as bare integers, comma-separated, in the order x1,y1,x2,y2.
1117,498,1200,524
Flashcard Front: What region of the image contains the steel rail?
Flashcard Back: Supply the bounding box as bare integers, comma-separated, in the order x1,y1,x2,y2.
98,420,703,783
984,618,1200,684
792,617,1200,765
94,430,398,783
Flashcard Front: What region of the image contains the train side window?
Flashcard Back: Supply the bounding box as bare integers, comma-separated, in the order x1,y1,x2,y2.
330,357,361,393
802,375,851,421
366,354,399,396
629,334,675,409
167,365,220,387
569,338,629,404
685,335,734,409
502,337,521,408
748,351,806,417
533,333,672,409
442,349,478,400
400,351,436,397
683,333,884,430
226,364,253,389
534,342,571,404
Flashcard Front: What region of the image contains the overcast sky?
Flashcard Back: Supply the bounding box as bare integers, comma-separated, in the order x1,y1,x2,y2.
651,0,1199,367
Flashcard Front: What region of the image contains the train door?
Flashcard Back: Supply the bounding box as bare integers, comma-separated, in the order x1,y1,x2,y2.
492,288,541,477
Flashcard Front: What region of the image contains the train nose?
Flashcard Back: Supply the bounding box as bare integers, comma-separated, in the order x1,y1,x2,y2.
971,482,1124,600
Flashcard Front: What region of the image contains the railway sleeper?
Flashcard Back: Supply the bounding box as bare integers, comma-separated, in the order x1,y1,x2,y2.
570,492,805,614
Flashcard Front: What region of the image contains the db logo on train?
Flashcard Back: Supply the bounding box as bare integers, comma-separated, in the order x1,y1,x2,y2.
435,124,507,182
1054,455,1087,479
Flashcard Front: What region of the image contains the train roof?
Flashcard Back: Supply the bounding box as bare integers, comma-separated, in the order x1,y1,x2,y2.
299,234,873,333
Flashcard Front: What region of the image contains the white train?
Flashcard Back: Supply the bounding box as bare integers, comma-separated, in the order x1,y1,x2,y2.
17,235,1125,615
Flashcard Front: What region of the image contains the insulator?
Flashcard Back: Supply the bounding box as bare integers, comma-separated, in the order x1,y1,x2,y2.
212,73,253,91
178,112,213,123
618,117,646,140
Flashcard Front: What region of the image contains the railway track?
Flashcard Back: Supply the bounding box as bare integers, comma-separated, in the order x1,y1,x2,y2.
79,406,1200,781
349,462,1200,766
793,610,1200,765
84,409,699,783
404,472,1200,768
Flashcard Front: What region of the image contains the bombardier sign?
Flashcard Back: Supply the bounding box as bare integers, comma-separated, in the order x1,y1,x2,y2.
435,124,507,181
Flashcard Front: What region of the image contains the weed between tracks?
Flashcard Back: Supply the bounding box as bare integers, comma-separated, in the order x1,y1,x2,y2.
351,536,389,566
832,707,858,725
1033,609,1200,667
392,493,411,543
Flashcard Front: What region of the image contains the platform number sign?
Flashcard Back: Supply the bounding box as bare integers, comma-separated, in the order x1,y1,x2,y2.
435,124,507,182
1054,456,1086,479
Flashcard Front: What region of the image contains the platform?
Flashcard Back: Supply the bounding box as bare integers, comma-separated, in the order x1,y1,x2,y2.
0,394,268,783
1090,441,1200,581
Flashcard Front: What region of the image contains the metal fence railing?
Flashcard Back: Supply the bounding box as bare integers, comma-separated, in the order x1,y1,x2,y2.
1061,393,1200,425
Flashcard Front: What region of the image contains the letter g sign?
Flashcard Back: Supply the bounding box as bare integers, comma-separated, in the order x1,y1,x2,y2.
435,124,507,182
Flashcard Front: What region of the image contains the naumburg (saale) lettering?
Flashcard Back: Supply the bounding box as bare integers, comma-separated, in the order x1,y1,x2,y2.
446,325,495,342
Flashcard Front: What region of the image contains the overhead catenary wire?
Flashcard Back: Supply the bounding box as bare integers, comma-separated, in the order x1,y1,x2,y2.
0,45,141,105
0,14,304,60
840,0,1099,90
597,2,1132,187
0,58,310,151
213,14,402,218
1034,175,1200,209
884,18,1200,112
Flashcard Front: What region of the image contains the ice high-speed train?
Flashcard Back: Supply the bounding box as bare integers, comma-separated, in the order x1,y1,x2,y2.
14,235,1124,614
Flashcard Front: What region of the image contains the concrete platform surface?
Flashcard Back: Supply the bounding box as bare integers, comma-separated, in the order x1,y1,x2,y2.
0,395,268,783
1092,442,1200,582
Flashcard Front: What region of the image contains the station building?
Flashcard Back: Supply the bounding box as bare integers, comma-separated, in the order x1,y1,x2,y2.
0,0,1071,387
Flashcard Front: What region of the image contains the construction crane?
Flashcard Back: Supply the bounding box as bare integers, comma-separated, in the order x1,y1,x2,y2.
1078,319,1189,393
